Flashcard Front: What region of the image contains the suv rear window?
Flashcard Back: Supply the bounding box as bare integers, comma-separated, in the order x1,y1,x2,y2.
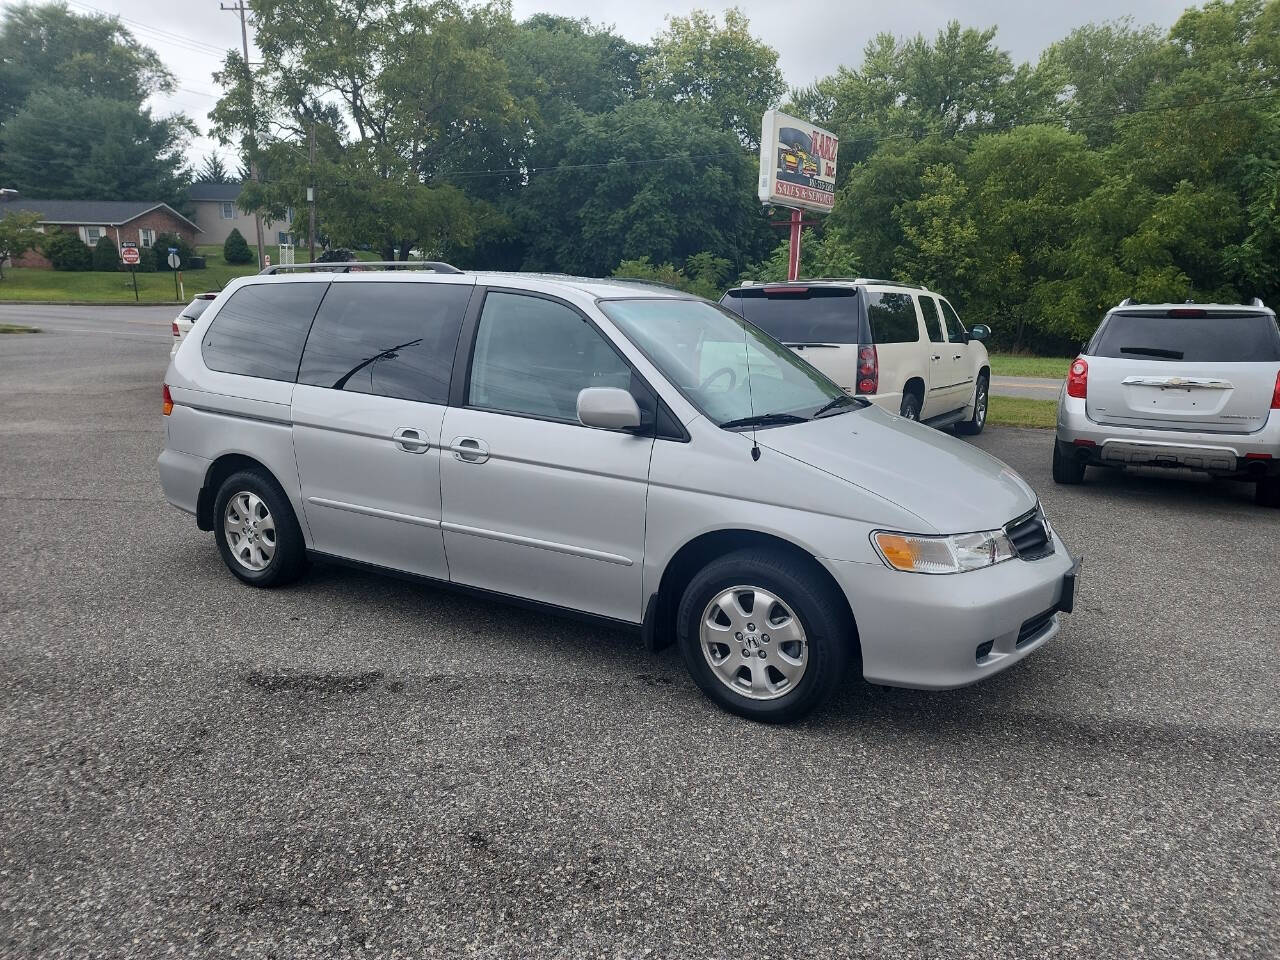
179,296,216,322
1091,310,1280,362
720,287,862,344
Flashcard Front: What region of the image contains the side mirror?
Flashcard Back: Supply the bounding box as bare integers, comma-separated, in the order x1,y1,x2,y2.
969,324,990,342
577,387,642,430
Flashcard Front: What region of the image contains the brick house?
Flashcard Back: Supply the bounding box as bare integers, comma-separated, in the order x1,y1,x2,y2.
188,181,292,247
0,192,201,268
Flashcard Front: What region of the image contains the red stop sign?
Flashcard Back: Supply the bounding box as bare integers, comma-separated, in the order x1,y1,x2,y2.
121,246,140,265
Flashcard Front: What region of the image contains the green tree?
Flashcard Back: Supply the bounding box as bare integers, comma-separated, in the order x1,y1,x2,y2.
643,8,785,145
1,89,193,203
0,210,42,279
91,233,119,271
0,1,174,121
197,153,234,184
223,227,253,265
42,230,91,271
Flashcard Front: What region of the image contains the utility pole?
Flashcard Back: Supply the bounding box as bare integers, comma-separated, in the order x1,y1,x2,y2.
307,122,316,264
221,1,267,271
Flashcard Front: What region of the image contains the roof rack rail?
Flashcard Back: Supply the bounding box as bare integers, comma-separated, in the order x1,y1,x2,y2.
258,260,463,276
609,276,687,292
854,277,927,289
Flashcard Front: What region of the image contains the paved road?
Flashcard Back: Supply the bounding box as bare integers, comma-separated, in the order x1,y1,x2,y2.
992,375,1063,399
1,304,1277,959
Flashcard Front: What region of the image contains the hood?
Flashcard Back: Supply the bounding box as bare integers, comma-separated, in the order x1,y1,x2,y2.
756,404,1037,534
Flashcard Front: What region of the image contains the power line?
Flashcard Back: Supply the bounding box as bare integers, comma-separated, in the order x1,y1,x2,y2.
63,0,230,57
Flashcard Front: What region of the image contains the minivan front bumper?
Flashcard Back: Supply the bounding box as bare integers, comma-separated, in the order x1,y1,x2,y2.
821,535,1078,689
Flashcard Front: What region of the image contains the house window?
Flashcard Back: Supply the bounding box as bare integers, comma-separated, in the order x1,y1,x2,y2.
80,226,103,246
139,228,155,248
220,202,235,220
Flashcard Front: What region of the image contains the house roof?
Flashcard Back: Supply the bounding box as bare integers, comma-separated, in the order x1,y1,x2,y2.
0,198,201,232
188,182,243,202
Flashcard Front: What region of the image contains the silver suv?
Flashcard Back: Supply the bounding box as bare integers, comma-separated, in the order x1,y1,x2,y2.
159,264,1078,722
1054,300,1280,507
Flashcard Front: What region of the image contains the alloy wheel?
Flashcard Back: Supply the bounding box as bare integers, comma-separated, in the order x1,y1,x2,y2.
700,585,808,701
223,491,277,571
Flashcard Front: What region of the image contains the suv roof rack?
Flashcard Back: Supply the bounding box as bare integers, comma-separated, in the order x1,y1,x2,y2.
258,260,462,276
854,277,928,289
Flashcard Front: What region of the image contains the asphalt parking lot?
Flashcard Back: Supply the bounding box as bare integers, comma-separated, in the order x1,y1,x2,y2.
1,303,1277,960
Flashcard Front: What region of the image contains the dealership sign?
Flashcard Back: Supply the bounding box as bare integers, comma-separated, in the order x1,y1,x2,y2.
757,110,839,214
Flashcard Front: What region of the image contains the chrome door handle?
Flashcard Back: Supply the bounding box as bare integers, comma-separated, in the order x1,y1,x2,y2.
450,436,490,463
392,427,429,454
953,354,963,360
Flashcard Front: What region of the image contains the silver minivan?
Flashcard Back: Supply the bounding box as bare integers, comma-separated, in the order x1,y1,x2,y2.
159,265,1079,722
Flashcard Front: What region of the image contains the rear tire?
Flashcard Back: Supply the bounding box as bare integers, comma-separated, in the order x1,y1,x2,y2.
676,548,852,723
1256,476,1280,508
899,392,921,421
213,468,307,587
1052,441,1087,485
954,374,988,436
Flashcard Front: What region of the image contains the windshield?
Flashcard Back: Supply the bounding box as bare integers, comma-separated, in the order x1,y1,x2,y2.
600,298,860,428
1092,310,1280,362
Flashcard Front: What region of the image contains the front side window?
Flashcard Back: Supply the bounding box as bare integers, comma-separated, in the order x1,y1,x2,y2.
939,299,967,342
298,282,470,404
220,202,235,219
921,297,945,343
201,282,327,382
601,298,854,428
468,292,631,422
865,292,919,344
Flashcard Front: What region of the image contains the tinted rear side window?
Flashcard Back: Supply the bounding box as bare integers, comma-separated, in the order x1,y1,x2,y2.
298,282,471,404
866,292,919,344
920,297,945,343
1091,311,1280,362
723,288,862,344
201,282,327,381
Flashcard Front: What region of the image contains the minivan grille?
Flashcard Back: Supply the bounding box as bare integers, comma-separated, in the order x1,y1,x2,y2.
1006,507,1054,560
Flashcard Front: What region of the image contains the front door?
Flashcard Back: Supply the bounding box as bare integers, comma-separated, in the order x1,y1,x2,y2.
291,279,473,579
439,290,653,623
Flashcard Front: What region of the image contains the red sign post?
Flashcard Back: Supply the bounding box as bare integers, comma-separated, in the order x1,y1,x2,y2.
120,242,140,301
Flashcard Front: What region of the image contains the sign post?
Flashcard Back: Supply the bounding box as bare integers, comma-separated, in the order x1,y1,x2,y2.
167,248,181,302
120,242,140,302
757,110,839,281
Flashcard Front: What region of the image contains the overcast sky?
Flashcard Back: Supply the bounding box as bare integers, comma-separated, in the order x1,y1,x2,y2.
38,0,1188,166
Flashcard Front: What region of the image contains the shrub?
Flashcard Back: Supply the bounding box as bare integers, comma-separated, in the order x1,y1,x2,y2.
92,234,120,271
222,227,253,264
42,231,92,271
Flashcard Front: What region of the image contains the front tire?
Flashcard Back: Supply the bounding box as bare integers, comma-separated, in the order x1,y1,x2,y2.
1052,440,1087,485
213,468,307,587
954,374,988,435
676,549,852,723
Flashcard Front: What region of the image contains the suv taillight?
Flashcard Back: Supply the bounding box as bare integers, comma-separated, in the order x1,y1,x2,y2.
162,383,173,416
1067,357,1088,398
856,345,878,395
172,321,180,338
1272,369,1280,409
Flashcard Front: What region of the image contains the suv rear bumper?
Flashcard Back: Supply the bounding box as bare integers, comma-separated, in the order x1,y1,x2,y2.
821,537,1077,689
1055,395,1280,477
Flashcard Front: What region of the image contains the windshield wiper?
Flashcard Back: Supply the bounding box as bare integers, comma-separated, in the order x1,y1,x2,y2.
719,412,809,430
812,394,859,418
1120,346,1183,360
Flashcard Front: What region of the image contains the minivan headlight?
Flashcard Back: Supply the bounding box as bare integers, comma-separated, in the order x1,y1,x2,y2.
872,529,1015,574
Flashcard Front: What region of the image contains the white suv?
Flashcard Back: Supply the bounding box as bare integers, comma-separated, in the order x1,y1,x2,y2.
720,279,992,433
